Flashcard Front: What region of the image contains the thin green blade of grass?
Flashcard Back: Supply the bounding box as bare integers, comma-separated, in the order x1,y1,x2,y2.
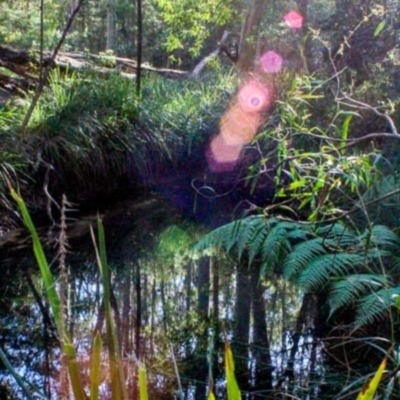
10,188,62,333
63,343,88,400
90,332,103,400
91,219,127,400
0,347,45,400
11,188,86,400
224,341,241,400
139,365,149,400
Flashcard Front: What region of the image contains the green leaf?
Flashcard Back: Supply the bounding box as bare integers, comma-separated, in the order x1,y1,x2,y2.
0,347,43,400
373,20,386,36
64,343,87,400
91,218,127,400
90,332,103,400
139,365,149,400
340,115,352,152
10,188,62,333
356,354,387,399
225,341,241,400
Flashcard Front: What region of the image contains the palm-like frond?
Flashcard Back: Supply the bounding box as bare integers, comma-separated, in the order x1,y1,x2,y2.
316,223,360,247
328,274,389,316
359,225,400,250
283,237,338,279
354,286,400,327
297,253,366,293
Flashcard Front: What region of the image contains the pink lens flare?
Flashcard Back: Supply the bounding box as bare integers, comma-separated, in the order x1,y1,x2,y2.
284,10,304,29
237,80,273,113
260,51,284,73
206,134,243,172
220,102,261,146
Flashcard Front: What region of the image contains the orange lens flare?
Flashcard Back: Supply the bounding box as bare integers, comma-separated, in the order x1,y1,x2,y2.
220,102,261,146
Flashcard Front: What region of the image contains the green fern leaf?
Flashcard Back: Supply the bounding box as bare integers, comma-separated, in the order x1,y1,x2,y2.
360,225,400,250
283,237,337,279
328,274,388,316
260,223,293,275
246,217,273,265
298,253,365,293
316,223,359,247
354,286,400,327
236,216,268,261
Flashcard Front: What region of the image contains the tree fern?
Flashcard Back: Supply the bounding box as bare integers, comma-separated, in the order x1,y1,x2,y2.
195,215,400,327
328,274,389,317
354,286,400,327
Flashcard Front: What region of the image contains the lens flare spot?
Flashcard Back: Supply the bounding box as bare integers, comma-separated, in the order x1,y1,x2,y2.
260,51,284,73
237,80,272,113
284,10,304,29
207,134,243,172
220,102,261,146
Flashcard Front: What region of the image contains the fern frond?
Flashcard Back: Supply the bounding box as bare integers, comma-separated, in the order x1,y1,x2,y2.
236,216,270,262
246,217,274,265
260,223,294,275
297,253,365,293
328,274,389,316
283,237,337,279
194,216,269,260
354,286,400,327
316,223,359,247
360,225,400,250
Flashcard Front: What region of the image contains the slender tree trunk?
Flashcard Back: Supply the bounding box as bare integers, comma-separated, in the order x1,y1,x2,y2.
250,267,273,397
106,0,116,51
136,0,143,96
237,0,265,71
135,261,141,359
232,263,251,391
150,276,157,357
121,267,132,356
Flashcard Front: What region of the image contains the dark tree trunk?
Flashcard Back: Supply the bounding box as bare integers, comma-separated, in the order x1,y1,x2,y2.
250,267,273,397
237,0,265,71
232,263,251,391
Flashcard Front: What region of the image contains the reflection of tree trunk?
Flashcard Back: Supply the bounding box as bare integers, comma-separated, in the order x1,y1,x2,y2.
194,256,211,400
150,277,156,356
121,267,132,356
197,256,210,320
237,0,265,71
161,275,168,332
185,262,192,358
232,263,251,391
250,267,273,396
135,261,141,359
